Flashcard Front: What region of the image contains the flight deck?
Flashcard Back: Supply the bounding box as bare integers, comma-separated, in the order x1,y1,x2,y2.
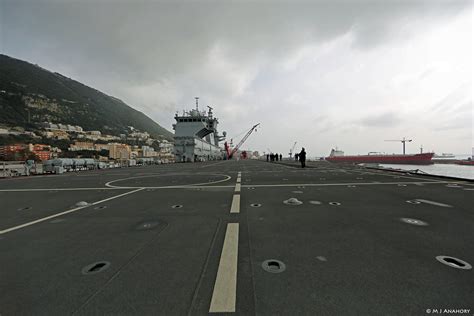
0,160,472,315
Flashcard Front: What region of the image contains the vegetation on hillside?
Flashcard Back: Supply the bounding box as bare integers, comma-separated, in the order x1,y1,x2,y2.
0,54,173,140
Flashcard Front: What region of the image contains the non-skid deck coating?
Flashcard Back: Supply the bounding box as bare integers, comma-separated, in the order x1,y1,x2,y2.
0,160,472,315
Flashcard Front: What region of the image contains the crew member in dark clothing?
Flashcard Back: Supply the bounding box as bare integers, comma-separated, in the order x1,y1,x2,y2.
279,154,282,161
295,153,299,161
270,153,274,162
266,154,269,162
299,148,306,168
275,153,278,162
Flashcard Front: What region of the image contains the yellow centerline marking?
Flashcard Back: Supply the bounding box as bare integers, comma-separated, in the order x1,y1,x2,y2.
209,223,239,313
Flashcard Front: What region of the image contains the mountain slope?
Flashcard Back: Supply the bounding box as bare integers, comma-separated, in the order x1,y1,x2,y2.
0,54,173,140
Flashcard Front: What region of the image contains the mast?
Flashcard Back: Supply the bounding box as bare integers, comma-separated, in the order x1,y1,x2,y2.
195,97,199,111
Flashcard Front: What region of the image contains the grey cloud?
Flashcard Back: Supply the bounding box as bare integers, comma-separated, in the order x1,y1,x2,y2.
0,0,471,154
358,112,401,128
1,0,469,85
434,113,472,131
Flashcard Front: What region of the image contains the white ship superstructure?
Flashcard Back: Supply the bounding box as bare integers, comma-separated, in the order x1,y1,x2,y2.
173,98,226,162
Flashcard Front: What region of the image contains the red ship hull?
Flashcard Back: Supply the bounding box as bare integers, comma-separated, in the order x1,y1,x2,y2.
326,153,434,165
455,160,474,166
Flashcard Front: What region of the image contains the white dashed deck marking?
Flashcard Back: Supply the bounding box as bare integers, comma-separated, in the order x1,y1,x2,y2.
230,172,242,213
416,199,453,208
209,223,239,313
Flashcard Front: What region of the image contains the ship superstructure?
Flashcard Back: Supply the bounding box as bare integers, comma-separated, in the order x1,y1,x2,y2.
172,98,226,162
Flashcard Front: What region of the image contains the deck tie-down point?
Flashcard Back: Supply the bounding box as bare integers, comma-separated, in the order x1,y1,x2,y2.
436,256,472,270
262,259,286,273
81,261,111,275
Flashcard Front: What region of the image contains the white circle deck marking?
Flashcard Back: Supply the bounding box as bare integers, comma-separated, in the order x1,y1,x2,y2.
105,173,231,189
446,184,462,188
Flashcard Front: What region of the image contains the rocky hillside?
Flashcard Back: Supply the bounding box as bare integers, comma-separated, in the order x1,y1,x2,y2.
0,54,173,140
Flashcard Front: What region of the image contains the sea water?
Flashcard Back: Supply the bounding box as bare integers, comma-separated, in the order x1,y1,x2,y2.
380,160,474,180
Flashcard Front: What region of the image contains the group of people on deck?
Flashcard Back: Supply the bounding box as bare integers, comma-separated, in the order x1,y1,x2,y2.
267,153,283,162
266,148,306,168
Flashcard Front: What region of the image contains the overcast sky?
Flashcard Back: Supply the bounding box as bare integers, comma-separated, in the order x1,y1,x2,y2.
1,0,472,156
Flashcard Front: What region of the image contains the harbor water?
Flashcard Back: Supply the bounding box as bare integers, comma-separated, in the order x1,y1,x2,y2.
380,162,474,180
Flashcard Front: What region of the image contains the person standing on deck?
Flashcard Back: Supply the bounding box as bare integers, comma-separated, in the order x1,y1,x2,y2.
299,148,306,168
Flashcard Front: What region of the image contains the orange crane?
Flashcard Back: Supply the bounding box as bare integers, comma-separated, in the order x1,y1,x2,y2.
384,137,413,155
224,123,260,159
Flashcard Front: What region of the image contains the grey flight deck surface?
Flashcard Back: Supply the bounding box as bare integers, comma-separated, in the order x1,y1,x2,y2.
0,160,472,315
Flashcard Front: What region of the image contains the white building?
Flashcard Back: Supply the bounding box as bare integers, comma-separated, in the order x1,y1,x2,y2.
130,131,150,140
159,140,173,154
141,145,157,157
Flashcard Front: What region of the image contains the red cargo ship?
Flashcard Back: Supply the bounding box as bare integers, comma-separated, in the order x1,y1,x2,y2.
326,149,434,165
455,160,474,166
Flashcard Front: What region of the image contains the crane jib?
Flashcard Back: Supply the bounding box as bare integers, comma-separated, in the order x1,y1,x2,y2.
228,123,260,158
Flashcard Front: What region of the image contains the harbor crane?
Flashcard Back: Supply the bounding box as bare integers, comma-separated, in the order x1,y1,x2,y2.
225,123,260,159
289,141,297,158
385,137,413,155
